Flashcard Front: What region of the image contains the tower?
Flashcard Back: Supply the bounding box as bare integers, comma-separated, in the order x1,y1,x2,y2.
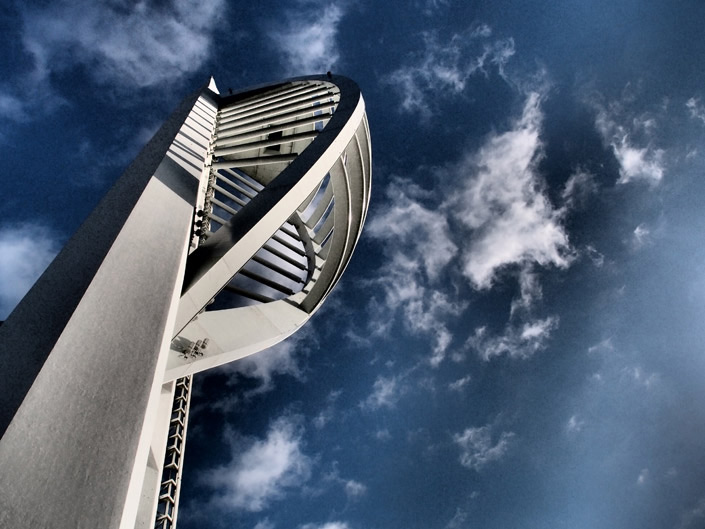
0,75,371,529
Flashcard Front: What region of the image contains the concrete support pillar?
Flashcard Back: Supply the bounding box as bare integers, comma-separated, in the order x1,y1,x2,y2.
0,83,216,529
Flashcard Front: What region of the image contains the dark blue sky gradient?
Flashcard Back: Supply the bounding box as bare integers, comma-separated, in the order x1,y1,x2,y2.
1,2,705,529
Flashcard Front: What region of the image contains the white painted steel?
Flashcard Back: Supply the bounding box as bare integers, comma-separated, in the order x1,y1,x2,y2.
0,83,219,529
0,74,370,529
168,76,371,382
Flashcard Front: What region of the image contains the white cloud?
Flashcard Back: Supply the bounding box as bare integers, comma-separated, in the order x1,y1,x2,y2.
595,105,664,185
445,507,468,529
254,520,276,529
0,91,30,122
367,179,457,281
361,375,403,410
300,523,351,529
201,415,312,512
368,91,569,365
374,428,392,441
20,0,223,89
680,495,705,529
386,26,514,118
312,389,342,429
468,316,558,361
218,329,307,397
633,223,651,248
587,337,614,355
322,462,367,500
561,169,597,210
268,1,344,76
686,97,705,124
344,480,367,498
448,92,573,289
0,224,61,319
613,140,664,184
584,245,605,268
471,24,493,38
566,414,585,433
448,375,472,392
637,468,649,486
621,366,659,390
509,267,542,317
366,180,463,365
421,0,451,16
453,424,515,471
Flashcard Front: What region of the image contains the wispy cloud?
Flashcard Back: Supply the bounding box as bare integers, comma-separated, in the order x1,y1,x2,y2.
621,365,659,390
0,224,61,319
200,415,312,512
343,480,367,499
216,328,310,398
632,223,651,248
468,316,558,361
367,179,457,281
467,263,558,362
300,523,351,529
421,0,451,16
253,519,276,529
19,0,224,90
385,25,514,118
686,97,705,124
587,337,614,355
509,267,543,317
268,1,344,76
445,507,469,529
374,429,392,441
366,179,463,365
679,495,705,529
0,91,30,123
594,98,664,185
367,89,569,365
636,468,649,486
361,375,403,410
322,462,367,500
561,169,597,210
453,424,515,471
312,389,342,429
566,414,585,433
448,375,472,392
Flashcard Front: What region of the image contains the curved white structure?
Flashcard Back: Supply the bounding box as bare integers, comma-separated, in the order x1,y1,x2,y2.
0,75,371,529
169,75,371,381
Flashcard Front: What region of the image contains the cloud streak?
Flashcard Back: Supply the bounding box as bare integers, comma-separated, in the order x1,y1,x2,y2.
20,0,224,89
594,99,664,185
361,375,403,410
453,424,515,471
268,1,344,76
200,415,312,512
386,25,515,118
366,179,463,365
468,316,558,361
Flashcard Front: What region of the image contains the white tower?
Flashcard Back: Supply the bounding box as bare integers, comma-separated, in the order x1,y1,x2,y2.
0,75,371,529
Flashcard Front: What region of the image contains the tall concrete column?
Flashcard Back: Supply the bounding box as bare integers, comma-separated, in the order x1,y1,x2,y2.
0,83,217,529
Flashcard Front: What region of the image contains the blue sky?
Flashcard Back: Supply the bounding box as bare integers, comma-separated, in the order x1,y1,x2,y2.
2,1,705,529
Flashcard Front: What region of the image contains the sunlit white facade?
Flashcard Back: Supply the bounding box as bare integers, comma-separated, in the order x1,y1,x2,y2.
0,75,371,529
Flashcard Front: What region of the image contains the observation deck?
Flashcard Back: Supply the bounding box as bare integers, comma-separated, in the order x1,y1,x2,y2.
166,75,372,381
